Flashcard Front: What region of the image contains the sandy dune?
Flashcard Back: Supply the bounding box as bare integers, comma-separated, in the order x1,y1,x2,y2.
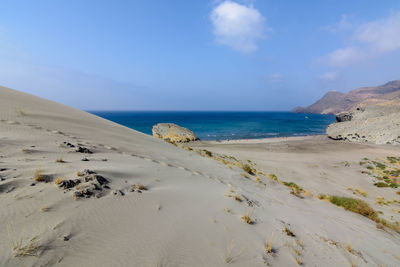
1,85,400,266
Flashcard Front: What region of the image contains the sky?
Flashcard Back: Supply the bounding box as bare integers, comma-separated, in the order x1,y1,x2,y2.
1,0,400,110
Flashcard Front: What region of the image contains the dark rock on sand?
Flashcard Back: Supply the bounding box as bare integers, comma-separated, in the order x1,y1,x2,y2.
59,179,81,189
76,146,93,154
336,112,353,122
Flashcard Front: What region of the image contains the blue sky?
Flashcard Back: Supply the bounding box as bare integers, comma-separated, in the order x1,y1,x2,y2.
1,0,400,110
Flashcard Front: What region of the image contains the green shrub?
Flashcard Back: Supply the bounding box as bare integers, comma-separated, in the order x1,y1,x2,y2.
242,164,253,174
283,181,302,192
268,174,278,181
372,161,386,170
203,150,212,157
329,196,377,220
374,182,389,188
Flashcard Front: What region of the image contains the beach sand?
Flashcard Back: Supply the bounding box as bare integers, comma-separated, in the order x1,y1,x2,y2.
1,85,400,266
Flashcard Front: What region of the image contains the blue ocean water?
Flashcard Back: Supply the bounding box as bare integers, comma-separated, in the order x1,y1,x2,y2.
90,111,335,141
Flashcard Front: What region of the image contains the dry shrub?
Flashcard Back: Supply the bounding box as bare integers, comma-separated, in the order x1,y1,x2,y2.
33,170,45,182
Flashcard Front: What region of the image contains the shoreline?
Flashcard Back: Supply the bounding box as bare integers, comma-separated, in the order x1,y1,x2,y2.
198,134,323,144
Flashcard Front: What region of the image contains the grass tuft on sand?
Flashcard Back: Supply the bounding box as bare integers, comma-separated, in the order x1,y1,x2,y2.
242,164,253,174
329,196,377,220
241,214,254,224
12,237,40,257
33,169,45,182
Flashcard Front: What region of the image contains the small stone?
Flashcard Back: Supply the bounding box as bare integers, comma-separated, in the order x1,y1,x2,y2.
76,146,93,154
73,191,83,200
30,183,36,186
81,158,89,161
63,236,69,241
113,190,125,196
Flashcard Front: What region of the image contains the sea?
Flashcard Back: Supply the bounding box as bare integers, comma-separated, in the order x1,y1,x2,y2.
90,111,336,141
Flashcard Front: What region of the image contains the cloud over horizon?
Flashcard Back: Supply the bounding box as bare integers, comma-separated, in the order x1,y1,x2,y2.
210,0,269,53
326,11,400,66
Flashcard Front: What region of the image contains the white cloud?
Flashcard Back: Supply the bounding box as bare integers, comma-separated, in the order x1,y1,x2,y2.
322,14,352,33
326,11,400,66
318,71,338,81
210,1,269,53
354,12,400,53
326,47,363,67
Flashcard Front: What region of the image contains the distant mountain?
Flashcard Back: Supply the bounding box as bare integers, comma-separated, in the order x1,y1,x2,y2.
292,80,400,114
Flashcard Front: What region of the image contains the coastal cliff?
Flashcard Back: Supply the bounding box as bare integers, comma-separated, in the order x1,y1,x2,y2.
292,80,400,114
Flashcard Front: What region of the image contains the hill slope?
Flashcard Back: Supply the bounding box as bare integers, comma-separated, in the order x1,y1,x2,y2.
293,80,400,114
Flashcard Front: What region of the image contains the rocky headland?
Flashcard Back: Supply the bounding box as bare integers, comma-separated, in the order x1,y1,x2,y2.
292,80,400,115
293,80,400,145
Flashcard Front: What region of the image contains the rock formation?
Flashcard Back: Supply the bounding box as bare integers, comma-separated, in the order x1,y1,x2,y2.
335,112,353,122
327,104,400,145
152,123,198,143
293,80,400,114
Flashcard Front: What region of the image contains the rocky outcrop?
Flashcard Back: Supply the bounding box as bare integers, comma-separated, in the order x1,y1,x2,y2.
335,112,353,122
152,123,198,143
327,104,400,145
293,80,400,114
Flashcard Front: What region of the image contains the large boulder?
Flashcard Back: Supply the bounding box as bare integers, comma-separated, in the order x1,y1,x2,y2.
152,123,198,143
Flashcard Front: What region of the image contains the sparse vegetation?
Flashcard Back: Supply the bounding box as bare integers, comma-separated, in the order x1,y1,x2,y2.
268,174,278,181
133,184,148,191
224,240,240,264
264,234,276,254
283,227,295,237
347,187,367,197
240,173,250,179
12,237,40,257
372,161,386,170
283,181,302,192
361,157,400,189
283,181,304,197
40,206,50,212
329,196,377,220
242,164,253,174
233,195,242,202
292,256,302,265
241,214,254,224
33,169,45,182
318,194,328,200
54,177,64,185
374,182,389,187
202,149,212,157
342,161,350,167
387,156,400,163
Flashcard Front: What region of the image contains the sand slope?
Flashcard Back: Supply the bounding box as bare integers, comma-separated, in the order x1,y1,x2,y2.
1,85,400,266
